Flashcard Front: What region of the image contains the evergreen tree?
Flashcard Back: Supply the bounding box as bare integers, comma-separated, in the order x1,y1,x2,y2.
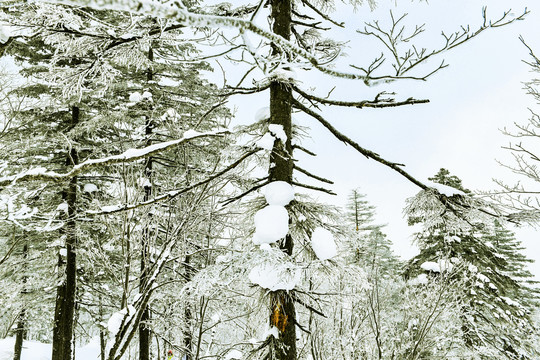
0,4,233,360
406,168,540,359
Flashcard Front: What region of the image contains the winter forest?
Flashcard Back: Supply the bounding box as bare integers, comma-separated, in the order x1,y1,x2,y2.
0,0,540,359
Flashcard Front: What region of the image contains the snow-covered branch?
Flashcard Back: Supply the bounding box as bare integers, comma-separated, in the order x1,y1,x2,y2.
0,130,229,187
88,149,259,215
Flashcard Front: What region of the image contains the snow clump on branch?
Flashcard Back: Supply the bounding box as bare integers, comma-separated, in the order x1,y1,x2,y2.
252,181,294,244
248,262,301,291
253,205,289,244
0,25,10,44
426,181,466,197
264,181,295,206
311,227,337,260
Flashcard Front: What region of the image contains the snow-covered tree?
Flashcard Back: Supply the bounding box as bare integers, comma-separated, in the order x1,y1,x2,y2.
0,1,532,360
405,169,540,359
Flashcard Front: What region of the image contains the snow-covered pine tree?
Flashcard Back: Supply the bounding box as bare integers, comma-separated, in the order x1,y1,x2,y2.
0,3,234,360
405,168,540,359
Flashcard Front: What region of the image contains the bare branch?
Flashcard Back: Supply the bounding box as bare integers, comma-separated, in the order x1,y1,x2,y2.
293,165,334,184
292,84,429,108
292,98,428,190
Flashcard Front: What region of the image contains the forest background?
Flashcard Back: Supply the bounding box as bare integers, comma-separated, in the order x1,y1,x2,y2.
1,0,540,359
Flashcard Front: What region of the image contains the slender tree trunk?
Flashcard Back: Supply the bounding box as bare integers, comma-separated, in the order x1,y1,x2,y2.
183,254,194,360
52,106,80,360
269,0,296,359
139,47,154,360
99,295,106,360
13,243,28,360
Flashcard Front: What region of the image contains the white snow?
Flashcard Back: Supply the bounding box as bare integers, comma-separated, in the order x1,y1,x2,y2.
0,337,99,360
25,167,48,176
83,183,98,193
426,181,466,197
421,261,441,273
107,305,135,335
56,202,69,213
59,248,67,257
184,129,201,138
264,181,295,206
253,205,289,244
141,91,153,100
476,273,490,283
260,243,272,251
270,67,297,83
248,262,301,291
501,296,520,307
255,107,270,122
255,124,287,150
268,124,287,143
137,177,152,188
311,227,337,260
161,108,180,120
0,25,10,44
256,132,275,150
439,259,453,272
129,91,142,103
224,349,243,360
445,235,461,243
7,204,37,220
100,205,121,213
120,33,135,39
468,264,478,273
410,273,428,285
158,77,181,87
262,326,280,339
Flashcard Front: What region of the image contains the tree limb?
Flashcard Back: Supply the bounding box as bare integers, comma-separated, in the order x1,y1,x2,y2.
0,130,229,187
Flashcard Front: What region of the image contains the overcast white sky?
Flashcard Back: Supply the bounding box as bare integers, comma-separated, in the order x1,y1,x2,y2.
222,0,540,279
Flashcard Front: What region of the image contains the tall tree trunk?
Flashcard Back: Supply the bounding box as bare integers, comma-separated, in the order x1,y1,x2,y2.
139,47,154,360
52,106,80,360
13,243,28,360
183,254,194,360
99,295,106,360
269,0,296,359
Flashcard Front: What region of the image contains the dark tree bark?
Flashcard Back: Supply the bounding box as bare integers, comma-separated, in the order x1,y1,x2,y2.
268,0,296,359
139,46,154,360
99,295,106,360
13,243,28,360
52,106,80,360
183,254,194,360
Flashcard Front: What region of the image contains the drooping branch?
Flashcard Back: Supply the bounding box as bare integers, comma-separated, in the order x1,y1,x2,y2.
291,181,336,195
292,98,428,191
299,0,345,28
293,165,334,184
292,144,317,157
88,149,259,215
0,130,229,187
221,179,270,206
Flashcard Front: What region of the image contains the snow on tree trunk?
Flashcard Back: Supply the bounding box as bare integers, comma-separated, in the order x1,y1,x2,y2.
268,0,296,358
13,243,28,360
139,46,153,360
52,105,80,360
